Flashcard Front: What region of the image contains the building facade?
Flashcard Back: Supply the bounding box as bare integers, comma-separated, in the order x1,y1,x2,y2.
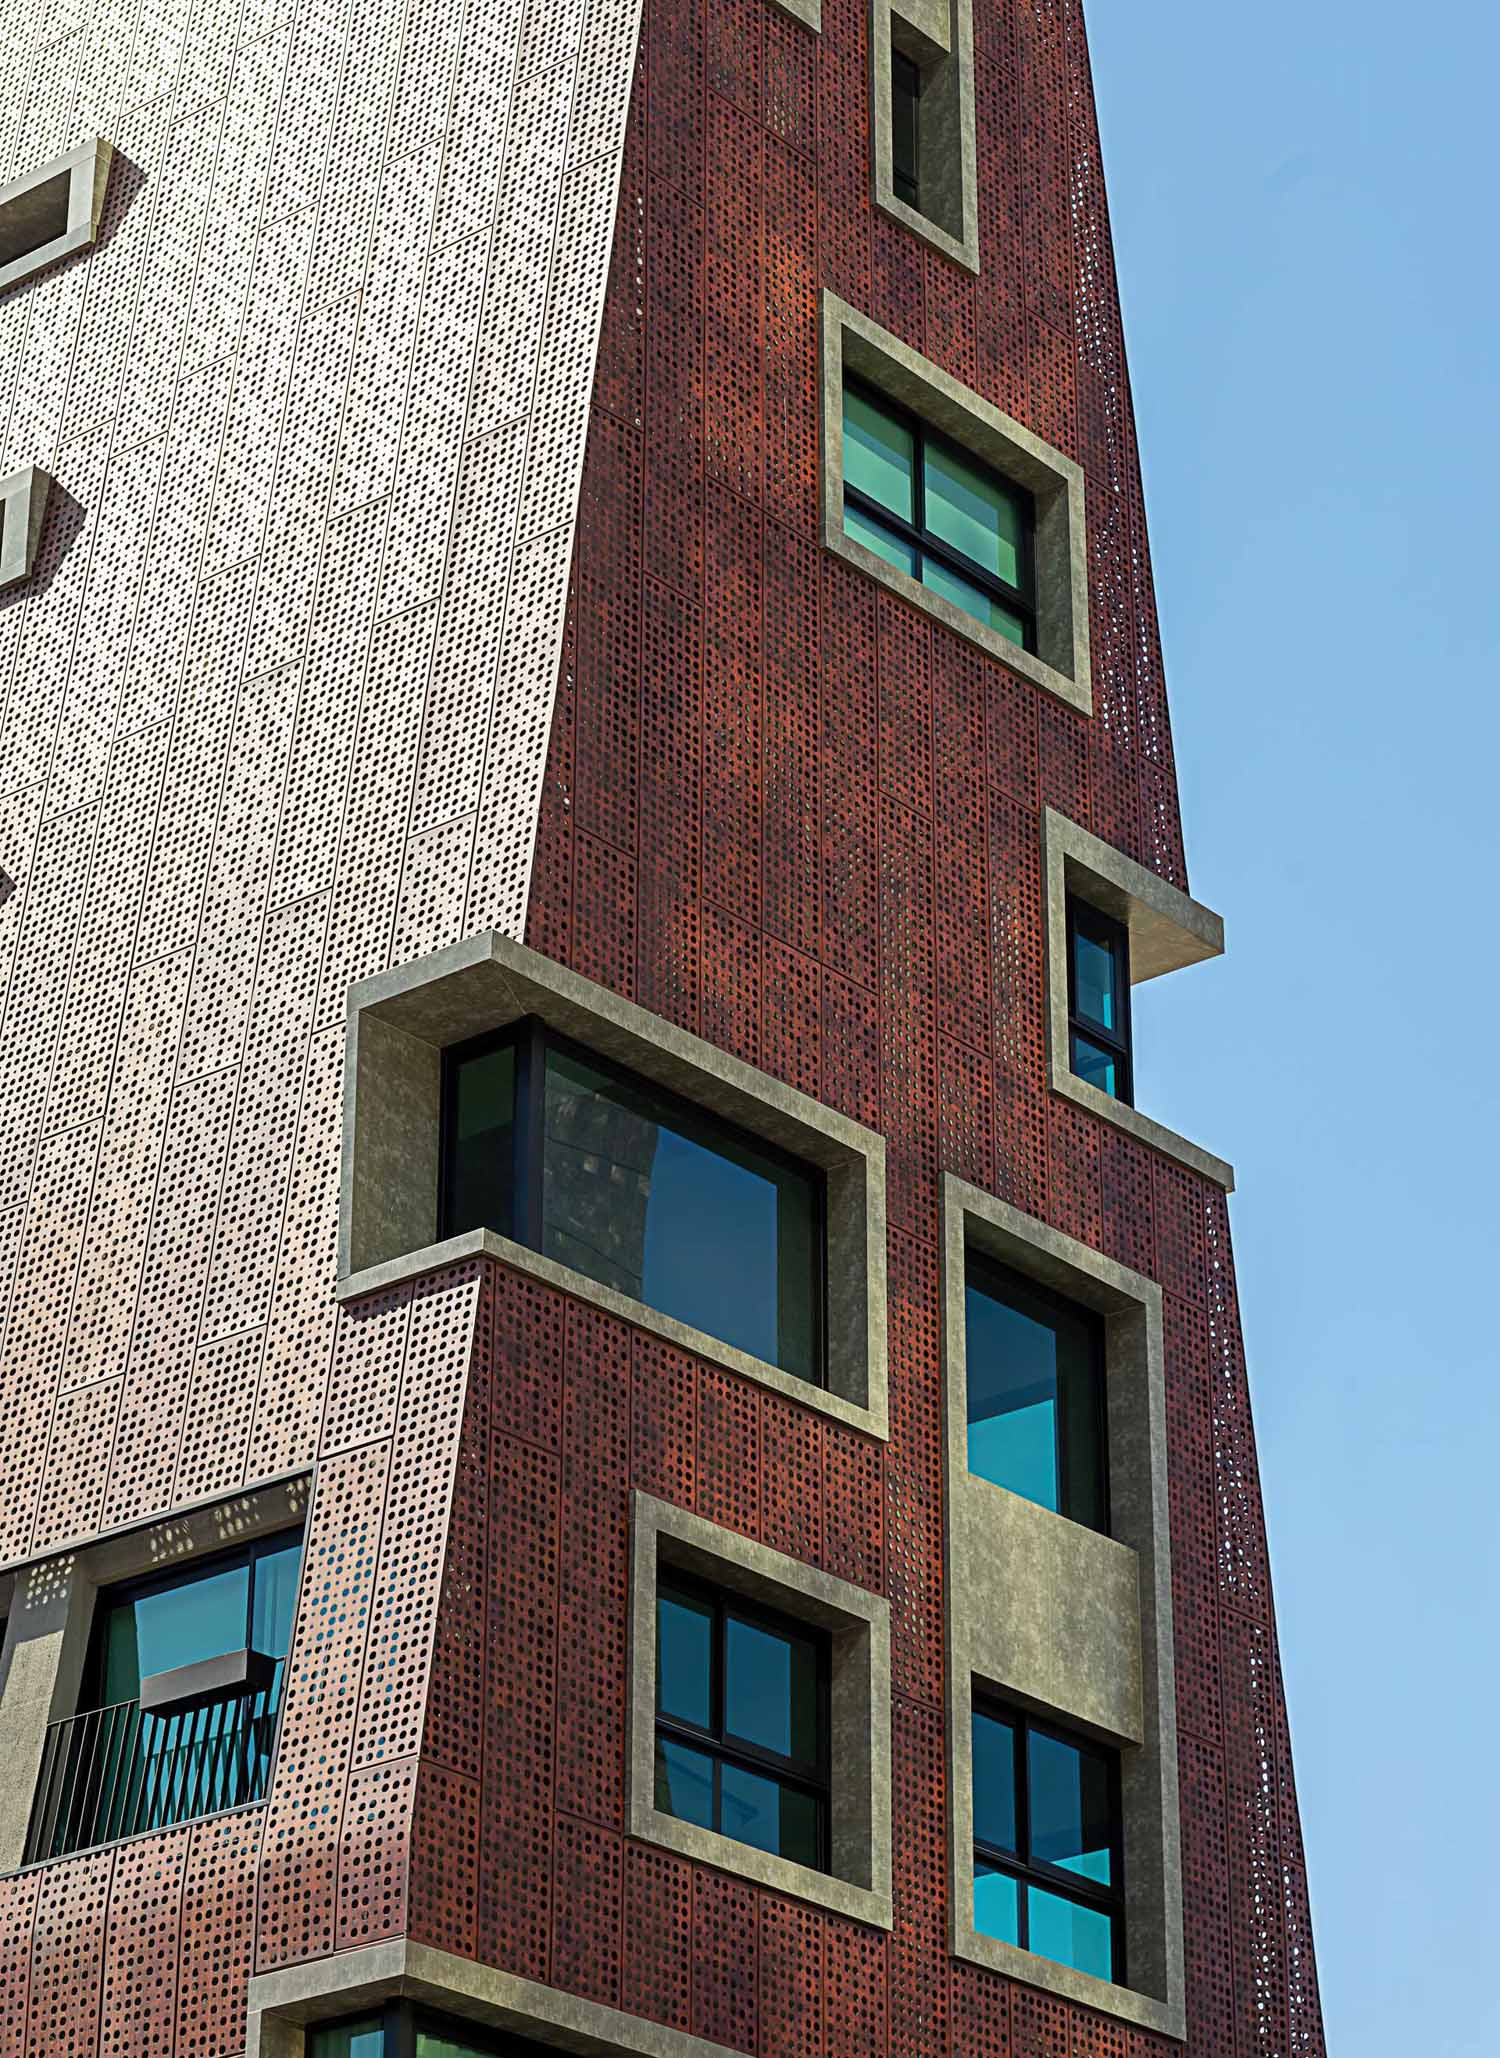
0,0,1325,2053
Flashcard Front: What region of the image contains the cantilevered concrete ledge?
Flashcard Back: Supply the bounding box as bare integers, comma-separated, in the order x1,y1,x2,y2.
0,467,51,590
0,138,114,294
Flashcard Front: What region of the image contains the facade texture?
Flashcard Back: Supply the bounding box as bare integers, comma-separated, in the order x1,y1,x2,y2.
0,0,1324,2053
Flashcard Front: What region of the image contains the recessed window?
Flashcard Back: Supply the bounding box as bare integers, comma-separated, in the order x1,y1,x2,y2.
311,2013,564,2056
655,1574,829,1871
965,1255,1107,1532
0,138,115,295
1068,897,1133,1105
891,52,921,206
440,1020,825,1384
972,1702,1124,1983
842,380,1035,650
26,1531,302,1863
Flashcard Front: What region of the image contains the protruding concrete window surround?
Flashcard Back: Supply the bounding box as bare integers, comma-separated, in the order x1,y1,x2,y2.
942,1176,1185,2039
0,1477,307,1876
821,293,1091,710
871,0,979,271
340,934,889,1437
0,138,114,294
1043,808,1233,1188
0,466,51,591
770,0,820,25
628,1492,893,1929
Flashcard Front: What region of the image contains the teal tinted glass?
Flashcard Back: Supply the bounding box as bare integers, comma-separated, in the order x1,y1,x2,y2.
843,387,915,520
1026,1884,1114,1980
1029,1730,1113,1885
250,1538,301,1657
720,1761,820,1866
844,499,919,574
1072,925,1118,1032
965,1281,1060,1512
416,2033,491,2058
924,441,1025,588
542,1049,820,1381
971,1708,1017,1853
656,1587,712,1730
974,1862,1020,1944
724,1612,819,1765
920,555,1028,645
102,1562,250,1702
1070,1031,1119,1099
444,1041,516,1237
655,1735,715,1829
311,2024,386,2058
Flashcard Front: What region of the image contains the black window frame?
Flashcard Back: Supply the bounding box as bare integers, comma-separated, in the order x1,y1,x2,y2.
310,2007,564,2057
438,1016,829,1387
964,1251,1110,1535
842,373,1038,653
1066,896,1133,1107
655,1568,833,1874
972,1698,1126,1984
891,49,922,207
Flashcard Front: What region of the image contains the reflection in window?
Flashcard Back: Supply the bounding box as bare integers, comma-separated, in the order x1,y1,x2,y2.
1068,897,1133,1105
313,2011,582,2056
441,1023,824,1384
972,1702,1122,1982
655,1574,828,1870
965,1257,1107,1531
842,381,1035,649
891,51,921,206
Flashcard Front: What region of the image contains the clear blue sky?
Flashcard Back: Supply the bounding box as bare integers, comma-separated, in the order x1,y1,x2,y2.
1086,4,1500,2049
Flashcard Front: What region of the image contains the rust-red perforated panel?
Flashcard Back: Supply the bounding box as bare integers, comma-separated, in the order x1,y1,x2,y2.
98,1825,191,2057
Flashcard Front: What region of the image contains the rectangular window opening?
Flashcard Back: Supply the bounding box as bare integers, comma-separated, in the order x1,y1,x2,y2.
1067,897,1133,1106
891,51,922,207
0,170,70,271
312,2009,582,2056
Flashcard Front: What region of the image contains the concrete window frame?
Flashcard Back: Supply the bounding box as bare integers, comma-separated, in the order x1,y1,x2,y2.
628,1491,892,1929
871,0,979,272
0,137,114,294
821,292,1091,711
942,1175,1185,2040
0,1476,308,1876
1043,807,1234,1189
771,0,820,25
340,933,889,1438
0,466,51,591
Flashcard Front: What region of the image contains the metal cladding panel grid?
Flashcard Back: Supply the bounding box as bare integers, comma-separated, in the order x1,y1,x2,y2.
512,0,1324,2051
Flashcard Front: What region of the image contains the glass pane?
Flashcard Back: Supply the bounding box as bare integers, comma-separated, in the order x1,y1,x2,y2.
719,1762,820,1866
444,1041,516,1236
1029,1729,1114,1886
971,1708,1017,1853
655,1735,715,1830
973,1862,1020,1944
1026,1884,1115,1981
843,387,915,520
892,52,920,206
311,2024,386,2058
250,1538,302,1658
920,555,1028,645
844,499,919,575
725,1612,819,1765
131,1564,250,1686
1071,1031,1119,1100
924,442,1025,589
1072,923,1118,1033
541,1049,819,1380
656,1587,713,1730
416,2033,491,2058
965,1276,1060,1512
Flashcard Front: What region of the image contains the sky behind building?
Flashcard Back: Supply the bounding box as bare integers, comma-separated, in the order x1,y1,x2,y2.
1087,6,1500,2050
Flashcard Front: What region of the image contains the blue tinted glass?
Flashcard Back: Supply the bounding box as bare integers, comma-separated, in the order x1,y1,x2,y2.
655,1736,715,1829
974,1863,1020,1944
1073,926,1117,1032
971,1709,1017,1853
251,1539,302,1658
311,2027,386,2058
1070,1032,1119,1099
444,1042,516,1236
125,1564,249,1689
1029,1730,1113,1885
720,1762,820,1865
924,442,1024,587
966,1282,1060,1511
920,555,1027,645
656,1588,712,1730
1026,1885,1114,1980
844,499,919,575
542,1051,818,1380
843,388,915,519
725,1613,819,1765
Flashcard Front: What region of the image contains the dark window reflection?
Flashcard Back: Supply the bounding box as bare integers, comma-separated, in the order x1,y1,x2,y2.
964,1258,1106,1531
1066,899,1133,1106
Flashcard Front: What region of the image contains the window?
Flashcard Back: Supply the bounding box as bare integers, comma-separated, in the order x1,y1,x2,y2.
311,2014,564,2057
655,1574,829,1870
972,1702,1123,1983
1068,898,1133,1105
0,138,114,295
891,51,921,206
965,1255,1107,1532
25,1531,302,1862
440,1020,825,1384
842,380,1035,649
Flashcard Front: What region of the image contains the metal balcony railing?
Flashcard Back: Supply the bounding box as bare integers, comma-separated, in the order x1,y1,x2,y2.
23,1682,282,1864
